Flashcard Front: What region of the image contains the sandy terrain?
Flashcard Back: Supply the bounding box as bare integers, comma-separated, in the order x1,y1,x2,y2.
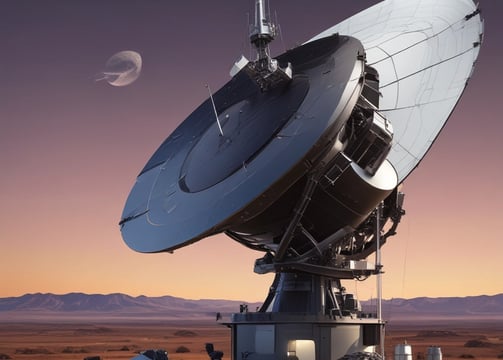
0,319,501,360
0,320,229,360
385,320,503,360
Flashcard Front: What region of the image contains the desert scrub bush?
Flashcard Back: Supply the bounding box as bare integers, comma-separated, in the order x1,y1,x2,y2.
416,330,458,337
15,348,52,354
459,354,475,358
174,330,197,337
0,354,11,359
175,346,191,353
464,340,491,348
62,347,89,353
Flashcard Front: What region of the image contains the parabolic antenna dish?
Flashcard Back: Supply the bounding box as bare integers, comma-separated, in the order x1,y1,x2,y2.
119,1,483,356
309,0,483,182
100,50,142,87
120,0,482,258
121,35,370,253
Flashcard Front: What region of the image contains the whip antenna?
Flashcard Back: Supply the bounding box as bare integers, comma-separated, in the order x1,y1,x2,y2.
205,84,224,137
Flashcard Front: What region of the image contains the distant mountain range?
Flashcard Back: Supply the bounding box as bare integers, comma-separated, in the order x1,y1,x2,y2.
370,294,503,321
0,293,257,321
1,293,502,322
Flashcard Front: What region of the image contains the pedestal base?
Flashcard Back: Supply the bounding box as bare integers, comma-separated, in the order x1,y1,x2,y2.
229,315,381,360
226,273,383,360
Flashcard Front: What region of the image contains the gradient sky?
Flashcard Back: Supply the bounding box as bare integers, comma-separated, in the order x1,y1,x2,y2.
1,0,502,302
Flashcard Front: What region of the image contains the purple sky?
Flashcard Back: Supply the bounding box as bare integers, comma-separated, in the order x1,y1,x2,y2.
1,0,502,301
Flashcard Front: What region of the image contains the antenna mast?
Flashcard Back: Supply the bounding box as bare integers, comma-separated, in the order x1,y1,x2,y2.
231,0,292,91
376,202,385,359
250,0,276,70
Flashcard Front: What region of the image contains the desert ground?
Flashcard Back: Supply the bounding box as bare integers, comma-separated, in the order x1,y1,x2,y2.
0,320,228,360
0,319,502,360
385,319,503,360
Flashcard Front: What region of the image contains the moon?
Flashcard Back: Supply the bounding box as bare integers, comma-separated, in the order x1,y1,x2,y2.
98,50,142,87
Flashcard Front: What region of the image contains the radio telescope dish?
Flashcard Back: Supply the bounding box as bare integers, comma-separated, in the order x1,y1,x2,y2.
119,0,482,358
120,35,376,254
120,0,482,259
309,0,483,182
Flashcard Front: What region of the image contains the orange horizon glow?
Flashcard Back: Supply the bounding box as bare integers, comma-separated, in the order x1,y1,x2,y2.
1,0,502,303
